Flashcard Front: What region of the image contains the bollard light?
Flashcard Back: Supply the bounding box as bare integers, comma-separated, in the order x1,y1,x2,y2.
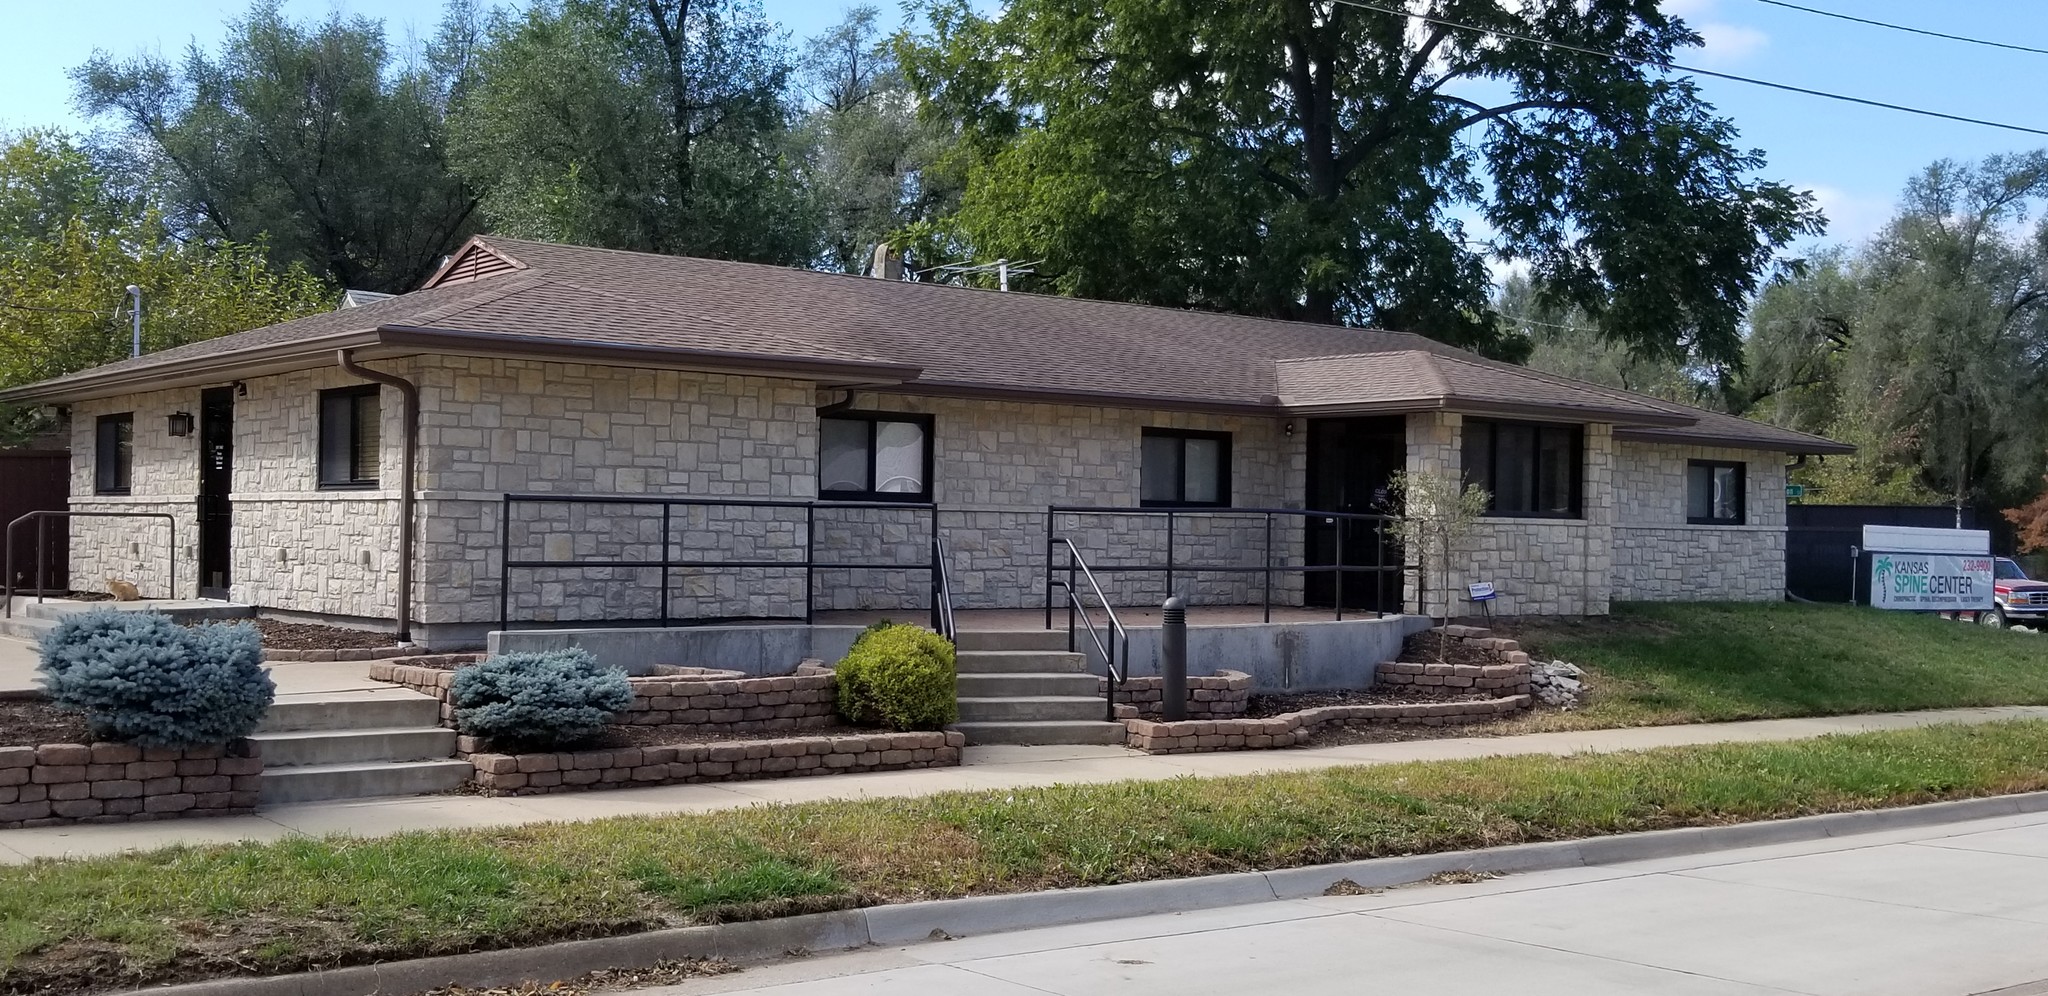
1161,596,1188,722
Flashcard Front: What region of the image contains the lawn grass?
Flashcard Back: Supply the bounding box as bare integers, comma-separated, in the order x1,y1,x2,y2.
1499,601,2048,731
10,720,2048,992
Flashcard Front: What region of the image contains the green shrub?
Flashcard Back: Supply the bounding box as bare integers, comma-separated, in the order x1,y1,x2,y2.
450,649,634,749
38,609,274,747
834,623,956,730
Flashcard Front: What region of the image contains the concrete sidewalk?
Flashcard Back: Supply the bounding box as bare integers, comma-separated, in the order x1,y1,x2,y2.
6,702,2048,865
660,808,2048,995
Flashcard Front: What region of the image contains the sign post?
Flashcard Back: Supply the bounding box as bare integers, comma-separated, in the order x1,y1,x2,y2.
1467,581,1497,622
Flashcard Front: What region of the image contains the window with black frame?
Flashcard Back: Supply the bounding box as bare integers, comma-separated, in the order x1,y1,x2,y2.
1462,419,1582,518
819,412,932,501
94,413,133,495
1140,428,1230,506
319,386,381,488
1687,460,1745,525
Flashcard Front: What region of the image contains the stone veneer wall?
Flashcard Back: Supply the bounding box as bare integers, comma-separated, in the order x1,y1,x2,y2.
809,391,1305,611
0,741,261,828
371,657,839,734
1101,670,1252,719
467,731,966,795
1404,412,1615,618
1608,440,1789,601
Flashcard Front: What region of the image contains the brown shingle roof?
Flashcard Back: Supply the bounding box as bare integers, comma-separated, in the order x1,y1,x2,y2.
0,235,1850,453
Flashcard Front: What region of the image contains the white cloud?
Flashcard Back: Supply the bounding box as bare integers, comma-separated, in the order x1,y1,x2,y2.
1662,0,1769,66
1802,184,1895,247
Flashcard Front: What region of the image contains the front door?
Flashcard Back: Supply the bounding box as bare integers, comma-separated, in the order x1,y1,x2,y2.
1305,416,1405,612
198,388,234,600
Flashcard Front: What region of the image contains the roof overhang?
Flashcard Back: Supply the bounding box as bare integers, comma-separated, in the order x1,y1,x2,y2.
1277,395,1697,427
1613,425,1856,455
0,325,923,405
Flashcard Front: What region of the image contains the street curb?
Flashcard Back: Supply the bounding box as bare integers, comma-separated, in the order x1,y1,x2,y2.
117,790,2048,996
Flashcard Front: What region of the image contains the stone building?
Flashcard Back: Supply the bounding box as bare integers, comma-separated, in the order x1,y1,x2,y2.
1,237,1849,647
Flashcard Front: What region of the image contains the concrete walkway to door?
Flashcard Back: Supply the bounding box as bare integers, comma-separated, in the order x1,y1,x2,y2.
4,697,2048,865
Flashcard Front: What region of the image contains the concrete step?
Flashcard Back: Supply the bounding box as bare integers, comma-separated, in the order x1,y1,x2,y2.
954,629,1071,653
260,690,442,733
250,726,458,768
957,695,1110,723
23,599,255,622
0,615,53,642
259,759,475,805
954,649,1091,674
954,720,1129,746
957,672,1103,698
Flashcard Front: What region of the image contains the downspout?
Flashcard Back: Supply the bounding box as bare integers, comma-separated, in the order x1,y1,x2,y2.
337,349,418,645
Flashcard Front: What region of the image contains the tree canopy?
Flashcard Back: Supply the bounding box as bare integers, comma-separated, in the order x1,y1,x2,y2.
896,0,1819,362
72,0,481,293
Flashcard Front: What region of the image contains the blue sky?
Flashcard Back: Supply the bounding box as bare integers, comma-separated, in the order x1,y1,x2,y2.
1,0,2044,254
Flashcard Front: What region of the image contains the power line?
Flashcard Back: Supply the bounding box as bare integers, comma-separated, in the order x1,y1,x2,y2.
1328,0,2048,138
1745,0,2048,58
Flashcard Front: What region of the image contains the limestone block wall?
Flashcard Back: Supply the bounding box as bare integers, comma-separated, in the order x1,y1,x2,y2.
812,392,1304,612
1610,440,1789,601
66,366,408,615
414,359,822,627
67,386,200,599
1403,413,1614,618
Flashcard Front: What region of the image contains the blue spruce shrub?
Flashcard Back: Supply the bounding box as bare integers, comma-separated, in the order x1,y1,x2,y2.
37,609,275,747
449,649,634,749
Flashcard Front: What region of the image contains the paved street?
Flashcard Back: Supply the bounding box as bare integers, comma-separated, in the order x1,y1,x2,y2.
655,810,2048,996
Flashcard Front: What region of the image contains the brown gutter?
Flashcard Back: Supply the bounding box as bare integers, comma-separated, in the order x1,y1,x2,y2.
374,326,921,383
337,349,419,645
1612,425,1856,455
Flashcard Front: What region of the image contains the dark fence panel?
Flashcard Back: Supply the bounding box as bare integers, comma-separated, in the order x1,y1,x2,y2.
1787,504,1973,604
0,450,67,594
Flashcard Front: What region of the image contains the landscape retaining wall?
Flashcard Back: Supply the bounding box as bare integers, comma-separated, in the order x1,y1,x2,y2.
1120,697,1532,754
372,657,839,734
1103,671,1252,720
467,731,966,795
0,740,261,828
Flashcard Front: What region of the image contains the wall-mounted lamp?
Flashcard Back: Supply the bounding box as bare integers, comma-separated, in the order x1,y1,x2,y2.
166,411,194,437
232,380,248,398
1283,420,1296,438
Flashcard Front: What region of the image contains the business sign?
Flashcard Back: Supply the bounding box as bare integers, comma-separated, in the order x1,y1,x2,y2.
1467,581,1497,603
1871,554,1994,611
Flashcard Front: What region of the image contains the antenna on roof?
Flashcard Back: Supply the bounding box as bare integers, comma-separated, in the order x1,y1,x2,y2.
919,258,1044,292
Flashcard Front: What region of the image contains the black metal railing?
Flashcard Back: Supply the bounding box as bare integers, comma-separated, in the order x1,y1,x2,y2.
1043,505,1402,625
930,535,957,642
1048,538,1129,722
495,494,949,630
4,510,178,616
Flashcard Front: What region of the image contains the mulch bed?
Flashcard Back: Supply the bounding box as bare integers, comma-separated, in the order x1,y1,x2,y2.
1399,630,1501,668
0,699,94,747
1295,717,1522,748
245,618,398,650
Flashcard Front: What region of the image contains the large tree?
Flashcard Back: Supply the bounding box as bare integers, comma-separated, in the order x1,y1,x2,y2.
0,130,330,444
72,0,480,292
898,0,1819,361
1741,153,2048,514
794,6,957,274
447,0,816,264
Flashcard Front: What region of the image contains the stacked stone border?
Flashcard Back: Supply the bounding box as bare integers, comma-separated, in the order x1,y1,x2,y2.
370,656,839,734
1103,671,1252,720
1118,626,1535,754
468,731,966,795
0,740,261,828
265,646,414,663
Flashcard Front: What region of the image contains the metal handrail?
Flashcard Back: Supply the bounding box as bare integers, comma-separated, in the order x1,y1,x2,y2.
1049,538,1130,723
930,535,957,643
4,511,178,616
496,493,943,630
1044,504,1402,623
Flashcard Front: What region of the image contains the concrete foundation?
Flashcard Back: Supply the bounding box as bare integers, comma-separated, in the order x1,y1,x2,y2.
1077,613,1434,692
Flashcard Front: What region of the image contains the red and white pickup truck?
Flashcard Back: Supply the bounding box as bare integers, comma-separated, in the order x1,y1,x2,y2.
1978,557,2048,629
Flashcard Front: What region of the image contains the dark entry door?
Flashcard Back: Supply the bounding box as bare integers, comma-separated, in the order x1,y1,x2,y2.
198,388,234,599
1305,417,1404,611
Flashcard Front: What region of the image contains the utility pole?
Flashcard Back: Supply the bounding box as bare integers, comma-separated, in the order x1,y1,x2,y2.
125,284,142,358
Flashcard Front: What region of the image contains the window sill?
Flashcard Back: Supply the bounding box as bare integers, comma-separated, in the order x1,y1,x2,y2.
819,492,933,505
92,489,131,498
1686,518,1748,527
1481,513,1584,523
1138,502,1233,510
318,482,381,492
